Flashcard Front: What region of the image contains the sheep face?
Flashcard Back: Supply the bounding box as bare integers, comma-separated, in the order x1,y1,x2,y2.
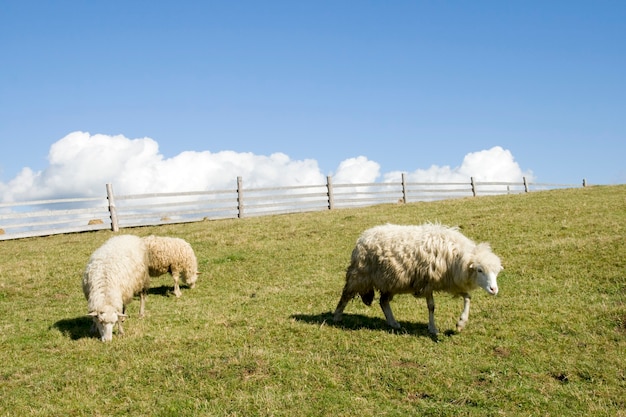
182,270,198,288
469,243,502,296
88,306,126,342
472,263,500,295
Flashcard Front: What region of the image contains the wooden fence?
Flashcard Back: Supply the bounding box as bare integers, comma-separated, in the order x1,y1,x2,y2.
0,175,586,241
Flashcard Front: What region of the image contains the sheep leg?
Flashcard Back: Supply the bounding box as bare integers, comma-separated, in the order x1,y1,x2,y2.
138,290,146,318
118,306,125,336
380,292,401,329
426,293,438,335
89,318,97,334
456,293,471,332
333,289,355,323
171,270,182,297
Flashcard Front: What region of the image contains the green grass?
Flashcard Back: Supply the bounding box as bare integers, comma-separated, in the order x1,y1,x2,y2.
1,185,625,416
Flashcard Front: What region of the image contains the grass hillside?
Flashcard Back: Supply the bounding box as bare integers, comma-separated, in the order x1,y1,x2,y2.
0,185,624,416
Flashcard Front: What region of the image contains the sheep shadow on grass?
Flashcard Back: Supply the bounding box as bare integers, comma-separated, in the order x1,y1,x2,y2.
148,284,192,297
52,316,94,340
291,312,446,341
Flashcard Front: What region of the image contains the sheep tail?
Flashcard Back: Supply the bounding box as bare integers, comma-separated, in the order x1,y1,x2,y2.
359,289,375,306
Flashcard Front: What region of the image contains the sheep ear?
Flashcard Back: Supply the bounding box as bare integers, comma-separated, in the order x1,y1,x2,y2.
117,312,128,318
469,263,475,270
88,311,98,317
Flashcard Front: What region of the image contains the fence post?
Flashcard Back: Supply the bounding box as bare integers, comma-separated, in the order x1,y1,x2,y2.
582,178,587,187
327,175,334,210
237,176,244,218
401,173,407,204
470,177,476,197
523,177,529,193
106,183,119,232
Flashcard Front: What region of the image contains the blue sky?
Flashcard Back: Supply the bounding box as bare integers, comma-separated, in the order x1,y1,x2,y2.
1,1,625,200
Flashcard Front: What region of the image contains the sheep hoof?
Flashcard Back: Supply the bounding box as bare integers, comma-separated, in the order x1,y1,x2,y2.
333,312,343,323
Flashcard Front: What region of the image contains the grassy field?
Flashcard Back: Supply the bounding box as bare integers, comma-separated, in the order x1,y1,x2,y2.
0,185,624,416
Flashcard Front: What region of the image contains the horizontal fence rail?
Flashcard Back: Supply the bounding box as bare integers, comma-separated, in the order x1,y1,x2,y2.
0,176,587,240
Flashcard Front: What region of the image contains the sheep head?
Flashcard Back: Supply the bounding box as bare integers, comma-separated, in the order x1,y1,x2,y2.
470,243,502,296
183,269,199,289
88,306,127,342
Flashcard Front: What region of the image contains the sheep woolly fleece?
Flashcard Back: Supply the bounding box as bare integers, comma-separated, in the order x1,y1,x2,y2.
82,234,151,342
333,223,502,335
142,235,199,297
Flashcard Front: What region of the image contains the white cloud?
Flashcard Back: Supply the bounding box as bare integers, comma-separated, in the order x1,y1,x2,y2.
457,146,533,181
332,156,380,184
0,132,531,203
383,146,533,183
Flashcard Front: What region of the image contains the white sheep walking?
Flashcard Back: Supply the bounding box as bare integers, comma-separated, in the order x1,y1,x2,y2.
82,234,151,341
333,223,502,335
142,235,199,297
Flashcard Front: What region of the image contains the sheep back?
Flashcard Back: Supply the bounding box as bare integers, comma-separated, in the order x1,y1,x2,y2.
142,235,198,286
345,223,499,296
82,234,150,314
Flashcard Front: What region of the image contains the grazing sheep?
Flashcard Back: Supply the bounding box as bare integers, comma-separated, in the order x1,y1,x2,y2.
82,234,151,342
142,235,199,297
333,223,502,335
